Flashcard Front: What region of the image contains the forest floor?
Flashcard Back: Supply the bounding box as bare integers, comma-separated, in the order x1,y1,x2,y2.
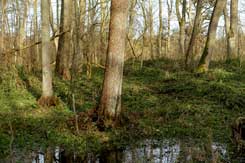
0,58,245,162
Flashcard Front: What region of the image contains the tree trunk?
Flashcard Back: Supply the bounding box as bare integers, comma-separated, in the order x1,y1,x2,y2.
166,0,173,56
98,0,129,123
38,0,56,107
1,0,6,64
34,0,40,70
18,0,28,66
140,0,148,68
176,0,187,56
128,0,136,59
55,0,72,80
185,0,202,68
223,8,230,60
227,0,238,60
158,0,163,58
197,0,227,73
149,0,154,59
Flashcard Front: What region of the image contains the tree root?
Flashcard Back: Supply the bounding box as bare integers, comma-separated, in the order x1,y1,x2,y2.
37,96,59,107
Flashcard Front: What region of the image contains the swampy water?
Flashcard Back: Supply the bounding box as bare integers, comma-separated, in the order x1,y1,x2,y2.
2,139,242,163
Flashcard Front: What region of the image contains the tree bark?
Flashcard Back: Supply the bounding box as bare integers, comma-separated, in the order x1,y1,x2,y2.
55,0,72,80
166,0,173,55
98,0,129,123
197,0,227,73
223,8,230,60
176,0,187,56
1,0,6,63
34,0,40,70
185,0,202,68
18,0,28,65
227,0,238,60
38,0,55,107
149,0,154,59
158,0,163,57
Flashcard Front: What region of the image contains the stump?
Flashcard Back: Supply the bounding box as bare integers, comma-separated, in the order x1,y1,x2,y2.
232,117,245,151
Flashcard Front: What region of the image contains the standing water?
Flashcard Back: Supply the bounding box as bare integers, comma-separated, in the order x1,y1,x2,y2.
1,139,234,163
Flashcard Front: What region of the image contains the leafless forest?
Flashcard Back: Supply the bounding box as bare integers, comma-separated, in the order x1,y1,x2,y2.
0,0,245,162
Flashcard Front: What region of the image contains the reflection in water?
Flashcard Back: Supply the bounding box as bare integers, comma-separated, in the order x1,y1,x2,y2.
1,139,233,163
121,140,180,163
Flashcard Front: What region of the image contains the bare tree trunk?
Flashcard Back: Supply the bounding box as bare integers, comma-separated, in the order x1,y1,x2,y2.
38,0,56,107
1,0,6,64
185,0,202,68
18,0,28,65
149,0,154,59
140,0,147,68
34,0,40,70
197,0,227,73
128,0,136,59
100,0,107,64
223,8,230,60
166,0,173,56
98,0,129,123
55,0,72,80
176,0,187,56
227,0,238,60
56,0,60,26
158,0,163,58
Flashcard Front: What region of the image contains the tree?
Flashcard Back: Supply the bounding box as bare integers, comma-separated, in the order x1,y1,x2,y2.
38,0,55,107
149,0,154,59
1,0,6,60
197,0,227,73
185,0,202,68
158,0,163,57
227,0,238,60
167,0,173,55
55,0,72,80
176,0,187,56
98,0,129,123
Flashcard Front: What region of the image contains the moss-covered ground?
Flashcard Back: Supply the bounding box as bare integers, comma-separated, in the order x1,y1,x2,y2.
0,59,244,161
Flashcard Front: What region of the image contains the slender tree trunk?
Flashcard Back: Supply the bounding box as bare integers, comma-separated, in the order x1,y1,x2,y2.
223,8,230,60
227,0,238,60
38,0,56,107
55,0,72,80
18,0,28,65
98,0,129,123
34,0,40,70
56,0,60,26
197,0,227,73
1,0,6,63
100,0,107,63
149,0,154,59
176,0,187,56
158,0,163,58
140,0,147,68
166,0,173,56
128,0,136,59
185,0,202,68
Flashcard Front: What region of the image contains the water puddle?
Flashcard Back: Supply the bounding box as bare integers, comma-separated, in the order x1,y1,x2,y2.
1,139,240,163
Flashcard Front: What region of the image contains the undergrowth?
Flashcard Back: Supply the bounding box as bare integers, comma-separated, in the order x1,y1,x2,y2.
0,59,244,161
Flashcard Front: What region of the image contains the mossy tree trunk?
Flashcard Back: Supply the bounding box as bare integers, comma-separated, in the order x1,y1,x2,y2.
197,0,227,73
98,0,129,123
